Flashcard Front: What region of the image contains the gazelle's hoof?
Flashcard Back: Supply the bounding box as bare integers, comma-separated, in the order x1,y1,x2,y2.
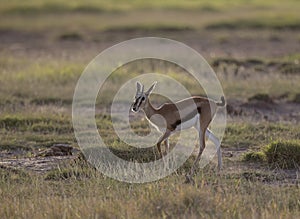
184,175,195,185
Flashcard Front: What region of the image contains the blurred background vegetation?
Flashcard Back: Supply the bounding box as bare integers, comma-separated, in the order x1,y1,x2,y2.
1,0,300,31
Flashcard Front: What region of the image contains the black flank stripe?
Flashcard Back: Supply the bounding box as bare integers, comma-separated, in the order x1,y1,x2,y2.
170,106,201,130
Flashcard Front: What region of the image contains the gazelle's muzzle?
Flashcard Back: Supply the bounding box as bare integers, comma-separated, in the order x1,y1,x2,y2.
131,102,138,112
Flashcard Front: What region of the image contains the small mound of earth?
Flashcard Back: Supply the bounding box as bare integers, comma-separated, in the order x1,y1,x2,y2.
36,144,75,157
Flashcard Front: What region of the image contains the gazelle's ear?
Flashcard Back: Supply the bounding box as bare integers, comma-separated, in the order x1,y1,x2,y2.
136,81,143,93
145,81,157,96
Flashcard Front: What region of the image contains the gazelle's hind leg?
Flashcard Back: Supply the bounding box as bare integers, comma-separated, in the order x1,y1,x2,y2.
206,129,222,170
164,138,170,155
185,128,205,184
192,120,222,170
185,118,207,184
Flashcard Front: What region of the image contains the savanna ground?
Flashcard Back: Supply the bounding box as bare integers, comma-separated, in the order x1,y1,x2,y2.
0,0,300,218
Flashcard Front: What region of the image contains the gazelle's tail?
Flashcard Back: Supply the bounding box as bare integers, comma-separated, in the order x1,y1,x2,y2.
216,96,225,107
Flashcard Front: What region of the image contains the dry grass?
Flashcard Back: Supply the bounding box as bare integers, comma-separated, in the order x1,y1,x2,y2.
1,164,299,219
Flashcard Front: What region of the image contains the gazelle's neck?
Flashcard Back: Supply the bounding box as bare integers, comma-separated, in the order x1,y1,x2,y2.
143,98,157,119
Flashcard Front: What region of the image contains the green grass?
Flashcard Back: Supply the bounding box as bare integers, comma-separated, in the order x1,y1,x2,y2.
223,123,300,150
242,140,300,169
1,55,299,109
242,151,267,162
206,16,300,30
264,140,300,169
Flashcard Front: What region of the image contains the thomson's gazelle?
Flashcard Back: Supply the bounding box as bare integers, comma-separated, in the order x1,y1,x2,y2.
131,81,225,183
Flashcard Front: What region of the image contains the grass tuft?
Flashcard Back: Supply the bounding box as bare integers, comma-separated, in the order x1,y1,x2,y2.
242,140,300,169
242,151,266,162
104,24,194,33
248,93,273,103
292,93,300,103
206,18,300,30
58,32,83,41
0,166,31,183
264,140,300,169
30,97,72,105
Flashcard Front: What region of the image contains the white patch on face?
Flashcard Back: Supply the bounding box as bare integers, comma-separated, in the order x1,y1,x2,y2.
175,114,200,131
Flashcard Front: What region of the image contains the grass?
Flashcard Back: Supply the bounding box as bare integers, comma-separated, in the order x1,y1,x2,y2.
0,162,299,218
206,16,300,30
242,151,266,162
248,93,273,103
223,123,300,150
58,32,84,41
1,0,298,14
292,93,300,103
0,72,299,217
242,140,300,169
264,140,300,169
1,55,300,109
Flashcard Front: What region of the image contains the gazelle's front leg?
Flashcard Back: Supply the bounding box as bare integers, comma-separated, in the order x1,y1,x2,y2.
156,129,171,158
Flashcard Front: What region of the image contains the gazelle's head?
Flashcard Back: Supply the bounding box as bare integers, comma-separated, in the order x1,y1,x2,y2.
131,81,157,113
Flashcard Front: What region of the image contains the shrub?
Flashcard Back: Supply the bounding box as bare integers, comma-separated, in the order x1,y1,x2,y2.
264,140,300,169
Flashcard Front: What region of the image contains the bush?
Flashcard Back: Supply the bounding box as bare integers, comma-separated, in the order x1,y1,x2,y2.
264,140,300,169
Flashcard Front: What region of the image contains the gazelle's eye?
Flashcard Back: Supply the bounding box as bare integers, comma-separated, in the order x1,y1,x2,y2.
141,97,145,101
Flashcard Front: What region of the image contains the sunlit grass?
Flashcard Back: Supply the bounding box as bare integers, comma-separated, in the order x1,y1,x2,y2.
0,0,299,33
1,0,299,14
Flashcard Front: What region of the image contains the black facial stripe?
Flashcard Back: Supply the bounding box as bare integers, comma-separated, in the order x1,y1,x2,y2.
137,96,144,108
132,96,144,110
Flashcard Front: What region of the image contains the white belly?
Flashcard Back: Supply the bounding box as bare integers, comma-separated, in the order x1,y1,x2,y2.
175,114,200,131
145,115,165,133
